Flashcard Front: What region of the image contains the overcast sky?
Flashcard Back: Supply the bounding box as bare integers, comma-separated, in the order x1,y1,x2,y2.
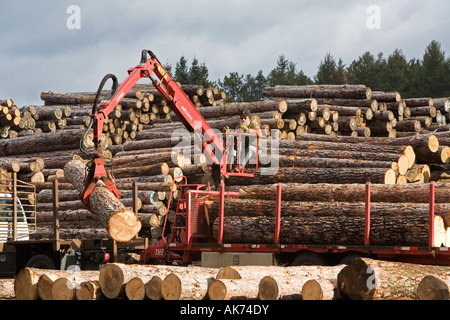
0,0,449,107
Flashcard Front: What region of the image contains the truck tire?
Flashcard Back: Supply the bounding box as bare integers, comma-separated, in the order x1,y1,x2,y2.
26,254,57,269
338,252,364,265
291,252,326,266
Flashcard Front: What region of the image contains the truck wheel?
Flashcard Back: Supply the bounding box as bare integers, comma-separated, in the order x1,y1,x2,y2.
26,254,57,269
291,252,326,266
338,252,364,265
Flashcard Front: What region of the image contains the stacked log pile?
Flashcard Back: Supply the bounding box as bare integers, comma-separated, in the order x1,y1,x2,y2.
261,85,450,140
7,258,450,300
204,182,450,246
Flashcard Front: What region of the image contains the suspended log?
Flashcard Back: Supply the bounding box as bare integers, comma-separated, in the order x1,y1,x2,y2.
63,159,141,242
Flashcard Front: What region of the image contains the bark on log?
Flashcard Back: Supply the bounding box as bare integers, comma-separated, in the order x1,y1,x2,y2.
337,257,450,300
262,85,372,100
238,182,450,203
225,167,397,186
0,129,85,156
63,159,141,242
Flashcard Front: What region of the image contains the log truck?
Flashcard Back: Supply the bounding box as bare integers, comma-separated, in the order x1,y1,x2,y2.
1,50,449,276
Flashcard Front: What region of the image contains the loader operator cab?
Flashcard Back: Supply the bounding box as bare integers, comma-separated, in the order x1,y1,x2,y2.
0,193,30,243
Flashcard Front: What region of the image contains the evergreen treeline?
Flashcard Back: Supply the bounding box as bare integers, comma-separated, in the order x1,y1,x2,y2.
166,40,450,102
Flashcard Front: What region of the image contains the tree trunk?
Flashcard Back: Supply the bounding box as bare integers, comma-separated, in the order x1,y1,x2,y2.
212,214,444,246
63,159,141,242
262,85,372,100
225,167,397,185
337,257,450,300
0,129,85,156
238,182,450,203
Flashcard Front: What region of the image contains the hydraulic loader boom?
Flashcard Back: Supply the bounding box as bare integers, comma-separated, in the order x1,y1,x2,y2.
79,50,230,209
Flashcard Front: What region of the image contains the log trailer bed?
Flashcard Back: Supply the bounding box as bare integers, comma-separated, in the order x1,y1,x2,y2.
140,180,450,267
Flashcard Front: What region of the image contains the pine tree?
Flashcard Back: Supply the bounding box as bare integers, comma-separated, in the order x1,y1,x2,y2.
420,40,447,97
217,72,244,102
385,49,408,93
174,56,189,84
315,53,338,84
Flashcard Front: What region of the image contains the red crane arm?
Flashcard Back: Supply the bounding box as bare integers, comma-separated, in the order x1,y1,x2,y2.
80,50,226,209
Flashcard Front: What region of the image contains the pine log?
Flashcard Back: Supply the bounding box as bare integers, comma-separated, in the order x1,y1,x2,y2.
238,182,450,203
337,257,450,300
212,214,445,246
0,129,85,156
225,167,397,186
262,85,372,100
63,159,141,242
14,268,44,300
260,154,396,170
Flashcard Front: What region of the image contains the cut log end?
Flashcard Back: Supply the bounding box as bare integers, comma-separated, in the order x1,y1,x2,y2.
76,281,100,300
145,276,163,300
417,275,450,300
258,276,279,300
215,266,242,279
51,278,75,300
428,135,439,153
302,279,323,300
384,168,396,185
440,146,450,164
161,273,182,300
14,268,39,300
208,279,227,300
337,258,376,300
125,277,146,300
108,209,142,242
98,263,125,299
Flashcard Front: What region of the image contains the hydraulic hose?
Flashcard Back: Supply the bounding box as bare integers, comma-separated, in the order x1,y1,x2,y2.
80,73,118,155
